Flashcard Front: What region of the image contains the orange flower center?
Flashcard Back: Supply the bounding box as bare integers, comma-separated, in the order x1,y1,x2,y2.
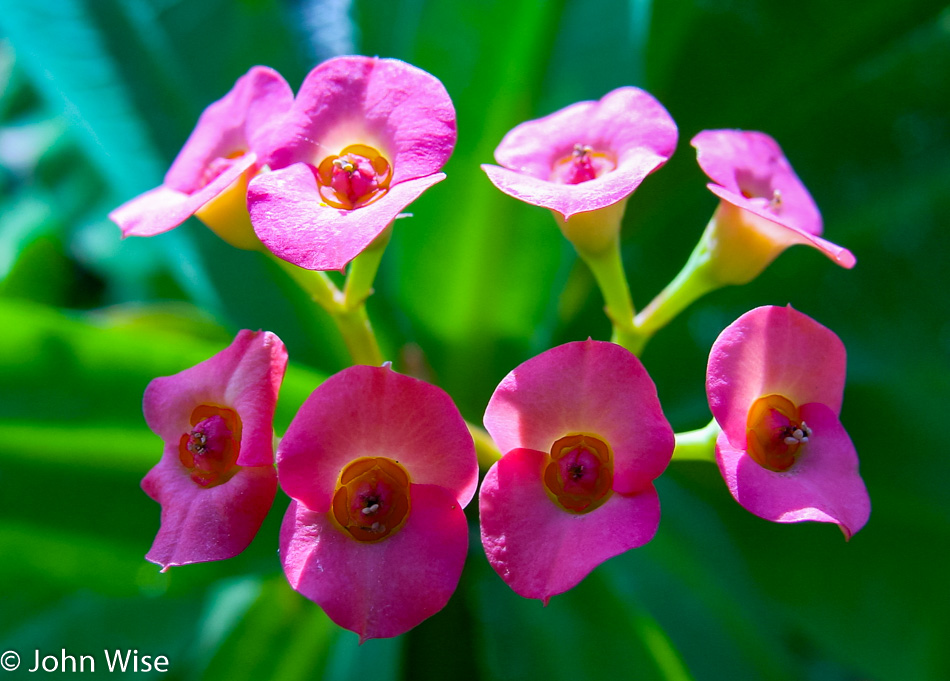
331,457,411,542
746,394,813,472
542,433,613,513
178,405,242,487
315,144,393,210
550,144,616,185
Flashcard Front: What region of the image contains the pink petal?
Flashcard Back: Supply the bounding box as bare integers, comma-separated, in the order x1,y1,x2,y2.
707,306,846,446
482,157,665,220
278,365,478,513
479,448,660,602
692,129,855,269
109,155,255,238
248,163,445,271
142,453,277,570
143,330,288,467
483,87,677,219
715,402,870,538
692,130,821,234
165,66,293,193
280,483,468,641
707,185,856,268
483,340,673,495
264,56,456,184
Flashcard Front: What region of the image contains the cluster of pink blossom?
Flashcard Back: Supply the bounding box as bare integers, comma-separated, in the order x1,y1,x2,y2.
117,56,869,642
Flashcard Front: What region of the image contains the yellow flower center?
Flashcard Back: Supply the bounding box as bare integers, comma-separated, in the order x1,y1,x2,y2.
178,405,242,487
542,433,613,513
331,457,411,542
746,394,813,472
315,144,393,210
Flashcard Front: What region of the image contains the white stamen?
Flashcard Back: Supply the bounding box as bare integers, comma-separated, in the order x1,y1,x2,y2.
361,503,379,515
793,428,804,439
784,436,799,446
333,158,355,173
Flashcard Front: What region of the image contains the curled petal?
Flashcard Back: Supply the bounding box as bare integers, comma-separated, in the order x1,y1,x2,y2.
483,87,677,219
144,330,288,468
707,306,846,446
715,403,870,539
143,456,277,570
484,340,673,495
110,155,254,238
278,365,477,513
264,56,457,184
479,448,660,602
249,163,445,271
280,484,468,641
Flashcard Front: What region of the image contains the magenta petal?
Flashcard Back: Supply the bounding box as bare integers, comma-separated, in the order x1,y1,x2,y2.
483,340,673,494
143,330,288,467
707,185,856,268
142,455,277,570
483,156,664,219
692,129,820,233
265,56,456,183
249,163,445,271
716,403,869,538
280,483,468,641
479,448,660,602
278,365,477,513
707,306,846,445
165,66,293,193
109,155,254,238
484,87,677,218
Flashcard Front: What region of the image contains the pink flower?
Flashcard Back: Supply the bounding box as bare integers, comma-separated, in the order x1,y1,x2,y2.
247,56,457,271
692,130,855,281
110,67,293,250
277,365,478,641
479,340,674,602
706,305,870,539
141,330,288,570
482,87,677,253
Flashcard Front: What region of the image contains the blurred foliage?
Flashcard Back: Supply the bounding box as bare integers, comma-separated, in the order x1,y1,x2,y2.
1,0,948,679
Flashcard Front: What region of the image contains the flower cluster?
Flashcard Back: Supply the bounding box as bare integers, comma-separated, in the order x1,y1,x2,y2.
127,54,869,643
112,56,456,271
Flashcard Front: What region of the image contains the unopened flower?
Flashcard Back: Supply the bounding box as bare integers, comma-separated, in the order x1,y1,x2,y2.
278,365,477,641
110,67,293,250
142,330,288,569
479,340,674,602
706,305,870,538
248,56,457,271
692,130,855,284
482,87,677,253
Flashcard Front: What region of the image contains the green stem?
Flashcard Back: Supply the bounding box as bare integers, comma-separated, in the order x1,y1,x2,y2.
577,237,640,351
269,225,391,366
631,224,721,353
331,304,384,366
343,224,392,311
671,419,720,462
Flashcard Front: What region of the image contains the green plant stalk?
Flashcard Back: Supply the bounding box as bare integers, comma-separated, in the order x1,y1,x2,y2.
577,237,641,352
631,223,721,353
671,419,720,462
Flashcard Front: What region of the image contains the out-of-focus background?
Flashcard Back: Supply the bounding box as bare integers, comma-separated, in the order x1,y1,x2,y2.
1,1,948,679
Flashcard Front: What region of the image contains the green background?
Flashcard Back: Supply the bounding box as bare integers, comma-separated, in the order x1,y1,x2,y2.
1,0,948,679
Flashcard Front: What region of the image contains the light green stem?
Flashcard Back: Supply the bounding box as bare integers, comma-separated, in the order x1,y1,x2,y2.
343,224,391,310
269,225,391,366
577,237,640,351
631,226,721,353
671,419,720,462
